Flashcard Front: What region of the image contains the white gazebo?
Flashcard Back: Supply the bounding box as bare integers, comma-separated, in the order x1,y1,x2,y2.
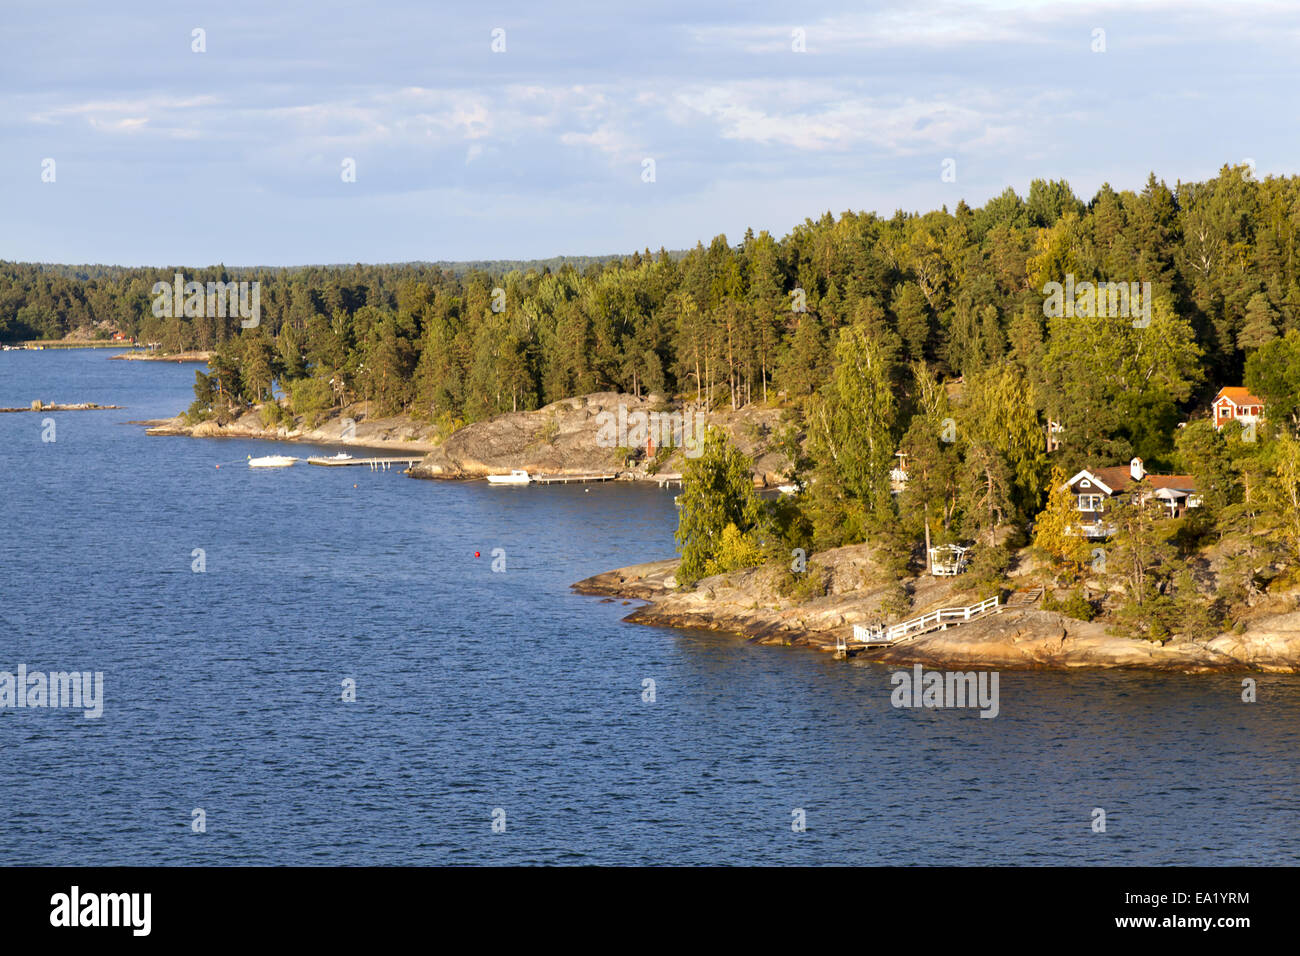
928,544,971,577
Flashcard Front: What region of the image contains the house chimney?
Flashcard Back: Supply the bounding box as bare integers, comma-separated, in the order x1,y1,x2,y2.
1130,457,1144,481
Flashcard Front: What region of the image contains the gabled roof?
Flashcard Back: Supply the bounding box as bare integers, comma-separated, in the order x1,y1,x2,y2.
1214,386,1264,407
1064,468,1116,494
1063,467,1197,494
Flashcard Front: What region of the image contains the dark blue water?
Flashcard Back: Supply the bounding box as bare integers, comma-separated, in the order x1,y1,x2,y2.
1,349,1298,865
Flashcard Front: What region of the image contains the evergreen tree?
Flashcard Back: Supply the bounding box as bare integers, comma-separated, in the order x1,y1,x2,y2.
675,428,764,587
1237,291,1280,351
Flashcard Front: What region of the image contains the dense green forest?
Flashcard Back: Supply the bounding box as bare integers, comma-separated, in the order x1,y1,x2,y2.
9,165,1300,638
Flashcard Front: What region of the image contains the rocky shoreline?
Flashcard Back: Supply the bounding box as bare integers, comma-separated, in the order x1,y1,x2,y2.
110,350,212,362
572,550,1300,674
145,391,791,484
407,392,786,483
143,406,444,453
1,401,124,413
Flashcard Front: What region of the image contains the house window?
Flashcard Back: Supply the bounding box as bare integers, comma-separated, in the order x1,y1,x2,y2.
1077,494,1104,512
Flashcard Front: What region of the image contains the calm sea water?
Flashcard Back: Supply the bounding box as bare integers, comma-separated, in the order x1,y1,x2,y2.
1,349,1298,865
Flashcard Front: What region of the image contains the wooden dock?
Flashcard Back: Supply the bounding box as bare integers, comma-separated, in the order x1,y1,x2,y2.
531,473,616,484
837,595,1002,658
306,457,424,470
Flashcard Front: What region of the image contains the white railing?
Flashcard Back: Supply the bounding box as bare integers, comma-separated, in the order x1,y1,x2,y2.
852,623,885,643
849,595,1001,647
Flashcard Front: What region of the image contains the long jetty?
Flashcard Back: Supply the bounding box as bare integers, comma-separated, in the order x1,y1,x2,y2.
306,456,424,470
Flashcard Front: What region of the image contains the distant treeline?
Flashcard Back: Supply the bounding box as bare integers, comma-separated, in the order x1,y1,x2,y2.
3,165,1298,469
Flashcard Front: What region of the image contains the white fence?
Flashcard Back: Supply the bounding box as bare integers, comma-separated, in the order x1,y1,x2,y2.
850,595,1001,647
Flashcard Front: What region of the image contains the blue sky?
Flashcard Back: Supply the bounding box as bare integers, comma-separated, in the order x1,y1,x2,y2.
2,0,1298,266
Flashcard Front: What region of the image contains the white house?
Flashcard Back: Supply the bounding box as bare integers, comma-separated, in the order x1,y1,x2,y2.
1062,457,1200,538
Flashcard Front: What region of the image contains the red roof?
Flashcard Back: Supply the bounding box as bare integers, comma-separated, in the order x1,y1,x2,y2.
1088,466,1135,491
1215,386,1264,407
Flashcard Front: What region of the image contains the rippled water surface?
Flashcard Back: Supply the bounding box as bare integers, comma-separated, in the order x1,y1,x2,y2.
1,349,1298,864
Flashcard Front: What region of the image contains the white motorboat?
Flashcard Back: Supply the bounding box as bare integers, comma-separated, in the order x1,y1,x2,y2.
326,452,353,460
486,469,531,485
248,455,299,468
777,483,800,495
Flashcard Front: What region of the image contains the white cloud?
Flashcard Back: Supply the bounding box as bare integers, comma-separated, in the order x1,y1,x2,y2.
689,0,1300,53
27,95,217,125
670,82,1034,155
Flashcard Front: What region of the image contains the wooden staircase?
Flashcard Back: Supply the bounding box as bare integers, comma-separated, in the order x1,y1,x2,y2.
1004,585,1044,609
838,595,1002,657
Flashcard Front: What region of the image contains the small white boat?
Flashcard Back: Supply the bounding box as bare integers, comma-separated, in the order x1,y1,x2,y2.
326,452,353,460
248,455,299,468
486,469,531,485
778,484,800,495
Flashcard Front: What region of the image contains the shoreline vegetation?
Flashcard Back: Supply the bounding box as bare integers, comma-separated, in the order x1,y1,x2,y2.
8,339,130,349
14,166,1300,672
109,350,212,362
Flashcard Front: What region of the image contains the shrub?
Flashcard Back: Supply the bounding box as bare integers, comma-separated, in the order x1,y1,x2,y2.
709,523,765,576
538,411,560,445
431,409,466,443
964,545,1012,593
183,402,216,425
1113,592,1177,643
1045,589,1096,622
776,560,830,601
879,580,912,619
260,401,287,428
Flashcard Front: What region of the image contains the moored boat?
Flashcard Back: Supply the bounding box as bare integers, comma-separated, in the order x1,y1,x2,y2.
248,455,299,468
486,469,531,485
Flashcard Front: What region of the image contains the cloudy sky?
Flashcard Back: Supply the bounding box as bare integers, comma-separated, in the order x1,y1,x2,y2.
2,0,1298,266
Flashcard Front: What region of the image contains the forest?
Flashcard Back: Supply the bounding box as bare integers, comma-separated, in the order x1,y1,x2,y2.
8,164,1300,639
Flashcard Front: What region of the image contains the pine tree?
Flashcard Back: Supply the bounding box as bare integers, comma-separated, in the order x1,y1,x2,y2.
675,428,764,587
1237,291,1279,351
1104,493,1178,640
